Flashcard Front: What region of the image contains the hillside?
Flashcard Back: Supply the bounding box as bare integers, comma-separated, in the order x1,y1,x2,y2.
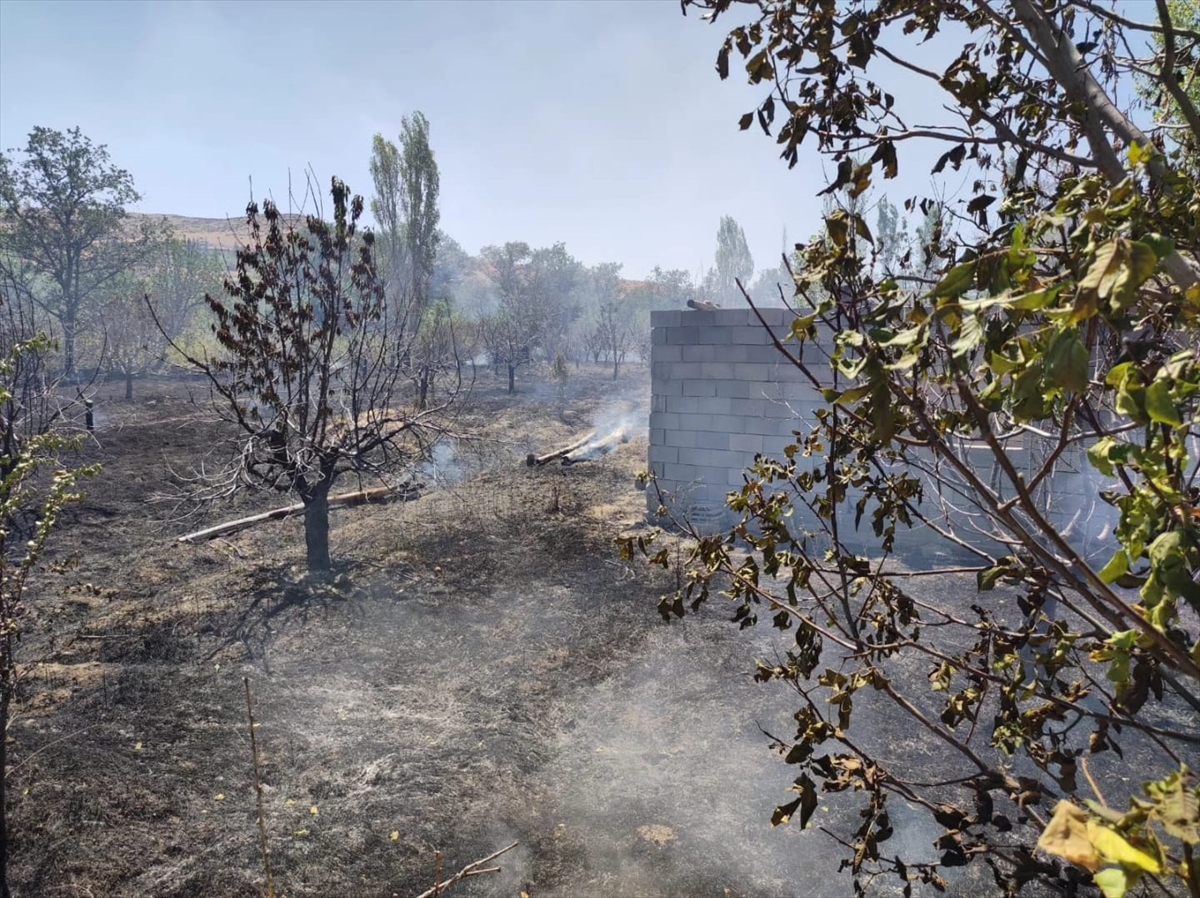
130,211,308,251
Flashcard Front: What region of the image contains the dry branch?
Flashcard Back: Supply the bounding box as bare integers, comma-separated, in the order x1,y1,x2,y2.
176,484,420,543
525,430,596,467
410,841,519,898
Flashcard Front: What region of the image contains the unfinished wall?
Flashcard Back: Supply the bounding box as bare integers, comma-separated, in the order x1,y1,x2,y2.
647,307,1115,559
647,307,821,533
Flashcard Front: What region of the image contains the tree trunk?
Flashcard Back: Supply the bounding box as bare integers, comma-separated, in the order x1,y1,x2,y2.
125,370,134,401
61,321,76,379
303,488,332,573
417,367,430,411
507,364,515,394
612,358,620,381
1,670,10,898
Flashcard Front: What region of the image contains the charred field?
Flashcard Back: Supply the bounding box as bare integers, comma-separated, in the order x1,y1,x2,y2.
7,367,827,898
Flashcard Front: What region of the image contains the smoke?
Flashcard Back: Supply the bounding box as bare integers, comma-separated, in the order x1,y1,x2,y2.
417,440,469,486
556,399,648,465
590,400,647,442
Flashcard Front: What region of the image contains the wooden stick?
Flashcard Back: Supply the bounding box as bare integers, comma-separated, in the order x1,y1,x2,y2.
526,430,597,467
177,484,419,543
563,424,630,465
412,842,519,898
244,678,275,898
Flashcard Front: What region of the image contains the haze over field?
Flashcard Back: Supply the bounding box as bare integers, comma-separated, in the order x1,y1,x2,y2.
0,0,956,276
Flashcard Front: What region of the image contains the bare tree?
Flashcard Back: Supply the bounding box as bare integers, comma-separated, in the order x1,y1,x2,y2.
154,177,460,573
92,237,222,401
479,242,539,394
588,262,633,380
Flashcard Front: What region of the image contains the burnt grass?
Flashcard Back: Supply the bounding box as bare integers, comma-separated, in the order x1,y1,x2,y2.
13,369,1193,898
6,369,828,898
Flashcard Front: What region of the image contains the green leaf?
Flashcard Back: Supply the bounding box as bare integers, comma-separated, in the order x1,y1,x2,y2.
1010,286,1061,311
1144,381,1182,427
1046,330,1090,393
1141,233,1176,260
1088,437,1118,476
930,261,976,299
952,315,983,359
826,211,850,249
1156,775,1200,843
977,565,1006,591
1098,551,1129,584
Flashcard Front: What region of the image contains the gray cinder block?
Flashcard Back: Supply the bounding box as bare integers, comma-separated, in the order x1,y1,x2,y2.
650,310,682,328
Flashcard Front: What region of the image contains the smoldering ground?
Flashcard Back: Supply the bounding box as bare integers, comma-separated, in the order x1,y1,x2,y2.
9,373,1192,897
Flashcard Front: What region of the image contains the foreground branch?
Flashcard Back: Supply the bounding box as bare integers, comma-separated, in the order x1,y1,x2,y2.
410,841,519,898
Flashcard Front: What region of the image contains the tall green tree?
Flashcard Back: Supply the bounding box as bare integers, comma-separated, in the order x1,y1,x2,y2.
368,133,405,292
0,127,154,376
399,112,441,330
714,214,754,305
368,112,441,339
629,2,1200,895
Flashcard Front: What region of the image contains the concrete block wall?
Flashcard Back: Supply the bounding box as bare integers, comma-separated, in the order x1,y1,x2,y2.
646,307,1117,557
647,307,828,534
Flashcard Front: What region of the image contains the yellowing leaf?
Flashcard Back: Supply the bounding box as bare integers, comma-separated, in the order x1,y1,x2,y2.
134,741,143,752
294,828,309,837
1038,801,1101,871
1093,867,1129,898
285,799,297,807
1087,821,1161,873
390,830,400,841
310,805,319,816
215,794,226,802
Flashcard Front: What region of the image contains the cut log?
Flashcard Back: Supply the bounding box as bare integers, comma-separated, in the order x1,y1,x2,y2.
562,424,631,465
176,483,420,544
525,430,596,467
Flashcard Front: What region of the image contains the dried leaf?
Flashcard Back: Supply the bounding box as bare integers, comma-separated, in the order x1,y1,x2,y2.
1037,801,1101,871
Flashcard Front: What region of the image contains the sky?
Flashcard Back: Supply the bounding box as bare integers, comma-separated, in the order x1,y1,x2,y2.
1,0,960,279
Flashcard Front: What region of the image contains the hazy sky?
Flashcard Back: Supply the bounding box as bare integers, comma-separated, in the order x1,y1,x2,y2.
1,0,959,278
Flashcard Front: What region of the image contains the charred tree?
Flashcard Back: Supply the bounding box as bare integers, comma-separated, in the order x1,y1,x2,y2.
151,177,461,574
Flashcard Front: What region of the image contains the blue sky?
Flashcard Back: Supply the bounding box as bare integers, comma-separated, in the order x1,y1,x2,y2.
1,0,959,278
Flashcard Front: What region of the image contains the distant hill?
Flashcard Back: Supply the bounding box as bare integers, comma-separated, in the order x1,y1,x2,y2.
128,212,307,252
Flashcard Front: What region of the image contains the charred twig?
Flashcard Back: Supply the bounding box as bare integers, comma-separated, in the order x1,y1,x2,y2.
525,430,596,467
410,841,519,898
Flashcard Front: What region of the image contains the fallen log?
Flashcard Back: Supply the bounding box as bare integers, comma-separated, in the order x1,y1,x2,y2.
562,424,630,465
525,430,596,467
176,483,420,544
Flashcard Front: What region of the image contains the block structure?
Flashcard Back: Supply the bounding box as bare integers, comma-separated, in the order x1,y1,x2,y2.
647,307,826,535
646,307,1116,559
